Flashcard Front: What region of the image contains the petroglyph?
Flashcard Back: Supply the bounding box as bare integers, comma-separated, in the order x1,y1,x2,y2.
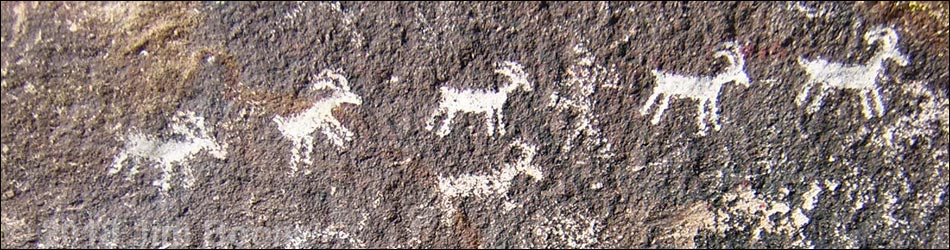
436,140,541,224
4,2,949,249
8,2,30,48
640,41,751,136
548,43,616,158
426,61,533,137
325,1,364,48
871,80,948,155
801,181,822,211
109,111,227,192
787,1,833,20
273,69,362,175
663,183,825,248
796,26,909,119
531,213,601,248
286,223,366,249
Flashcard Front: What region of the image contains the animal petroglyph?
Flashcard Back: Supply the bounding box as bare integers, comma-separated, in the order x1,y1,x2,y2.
640,41,751,136
109,111,228,192
796,26,909,119
425,61,533,137
274,69,362,175
437,140,542,224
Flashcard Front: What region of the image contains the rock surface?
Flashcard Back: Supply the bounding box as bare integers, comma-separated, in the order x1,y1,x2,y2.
1,1,948,248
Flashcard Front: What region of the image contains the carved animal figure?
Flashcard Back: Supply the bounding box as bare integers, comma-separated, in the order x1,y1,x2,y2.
425,61,533,137
640,42,751,136
110,111,227,191
796,26,908,119
274,69,362,174
437,140,541,224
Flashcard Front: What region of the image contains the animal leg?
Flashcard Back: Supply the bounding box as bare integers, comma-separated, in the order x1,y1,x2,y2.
858,88,874,119
182,163,195,189
437,111,457,137
563,119,583,152
288,139,302,174
709,98,721,131
695,100,708,136
797,80,815,106
640,91,660,116
153,163,174,192
325,129,347,149
126,160,141,182
807,85,829,114
651,96,670,125
300,135,314,167
325,118,353,147
496,109,506,136
109,152,128,175
425,106,443,131
869,86,886,117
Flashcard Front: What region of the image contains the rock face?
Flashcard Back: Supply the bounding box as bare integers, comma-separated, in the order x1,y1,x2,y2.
1,1,948,248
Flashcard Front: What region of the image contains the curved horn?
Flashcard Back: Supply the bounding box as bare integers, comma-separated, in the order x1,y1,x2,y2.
495,61,532,92
864,26,899,48
714,41,744,68
733,44,745,69
311,69,351,92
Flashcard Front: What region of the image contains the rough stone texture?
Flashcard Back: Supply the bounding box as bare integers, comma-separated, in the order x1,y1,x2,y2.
1,1,948,248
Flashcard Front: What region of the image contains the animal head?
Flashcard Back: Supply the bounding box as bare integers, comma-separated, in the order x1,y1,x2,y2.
865,26,899,48
713,41,751,87
495,61,534,92
170,111,210,139
312,69,363,106
864,26,909,67
331,88,363,106
170,111,227,159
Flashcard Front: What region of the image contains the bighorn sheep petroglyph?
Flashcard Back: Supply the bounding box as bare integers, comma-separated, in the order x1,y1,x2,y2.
796,26,908,119
437,139,542,224
274,69,362,175
425,61,533,137
109,111,228,192
640,41,751,136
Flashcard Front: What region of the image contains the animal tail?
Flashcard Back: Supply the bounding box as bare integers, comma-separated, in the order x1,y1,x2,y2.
273,115,287,129
108,152,128,175
796,56,809,66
